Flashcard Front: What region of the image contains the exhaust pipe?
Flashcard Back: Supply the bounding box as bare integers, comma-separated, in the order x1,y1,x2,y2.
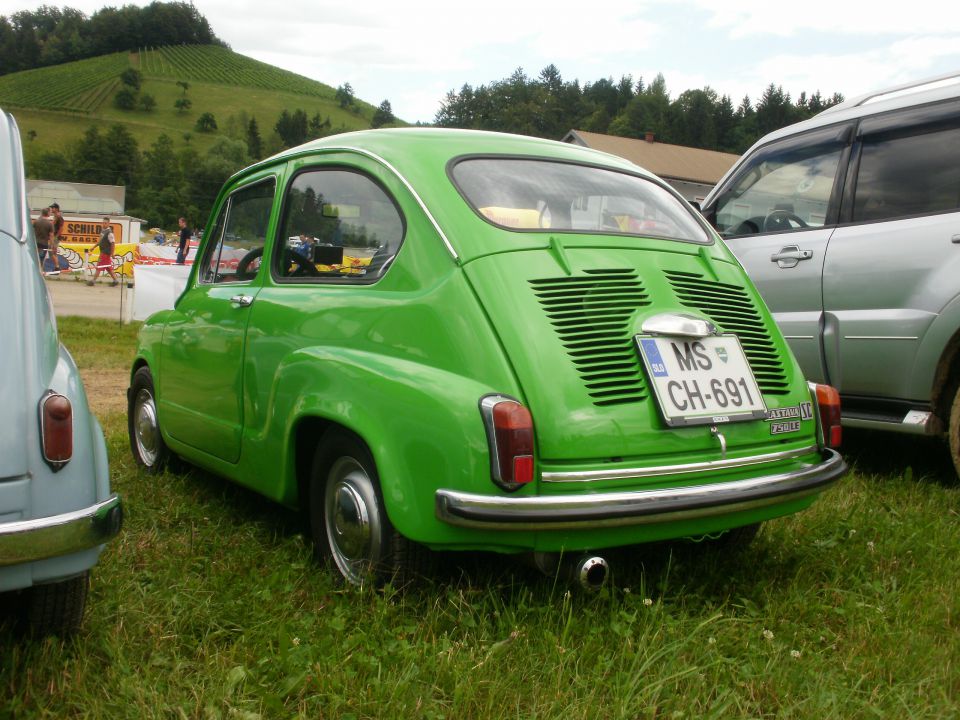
527,552,610,590
573,555,609,591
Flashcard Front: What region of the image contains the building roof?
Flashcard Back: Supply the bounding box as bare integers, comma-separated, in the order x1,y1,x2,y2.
562,130,740,185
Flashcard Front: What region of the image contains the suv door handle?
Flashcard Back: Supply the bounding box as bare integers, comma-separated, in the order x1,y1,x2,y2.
771,245,813,268
230,294,254,307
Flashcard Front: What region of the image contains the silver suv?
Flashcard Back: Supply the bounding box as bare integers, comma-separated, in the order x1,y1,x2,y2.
701,73,960,472
0,108,122,634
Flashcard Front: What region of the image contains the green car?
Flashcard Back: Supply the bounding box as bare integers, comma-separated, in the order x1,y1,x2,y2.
128,128,846,588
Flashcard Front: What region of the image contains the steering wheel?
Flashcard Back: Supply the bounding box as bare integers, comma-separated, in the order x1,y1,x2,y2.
285,250,320,277
763,210,808,232
234,247,265,280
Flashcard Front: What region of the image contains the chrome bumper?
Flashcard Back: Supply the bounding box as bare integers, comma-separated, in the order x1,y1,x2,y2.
436,449,845,530
0,495,123,566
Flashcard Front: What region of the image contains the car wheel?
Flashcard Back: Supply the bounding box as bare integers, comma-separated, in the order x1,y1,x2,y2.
309,432,429,587
128,366,173,474
26,572,89,635
948,386,960,478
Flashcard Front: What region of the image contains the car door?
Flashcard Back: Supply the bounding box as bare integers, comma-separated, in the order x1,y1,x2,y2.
158,176,276,463
822,101,960,400
704,124,852,384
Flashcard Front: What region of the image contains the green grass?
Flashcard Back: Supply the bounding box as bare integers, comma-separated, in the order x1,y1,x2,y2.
2,317,959,718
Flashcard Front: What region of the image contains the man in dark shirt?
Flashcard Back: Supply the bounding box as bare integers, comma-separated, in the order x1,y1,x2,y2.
32,207,54,266
176,217,191,264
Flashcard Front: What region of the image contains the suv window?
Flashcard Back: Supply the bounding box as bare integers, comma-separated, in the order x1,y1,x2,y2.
451,158,709,243
274,169,404,282
712,128,847,237
200,179,275,284
853,124,960,222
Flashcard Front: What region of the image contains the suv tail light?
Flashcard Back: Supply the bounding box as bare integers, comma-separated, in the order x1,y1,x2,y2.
811,383,842,448
40,391,73,470
479,395,535,491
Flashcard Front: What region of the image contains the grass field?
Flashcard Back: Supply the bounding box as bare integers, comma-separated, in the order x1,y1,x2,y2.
2,317,959,718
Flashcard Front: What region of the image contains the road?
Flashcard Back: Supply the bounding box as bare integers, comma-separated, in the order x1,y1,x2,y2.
44,274,135,321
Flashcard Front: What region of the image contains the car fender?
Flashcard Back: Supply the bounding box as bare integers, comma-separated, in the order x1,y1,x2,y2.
259,345,518,542
910,292,960,404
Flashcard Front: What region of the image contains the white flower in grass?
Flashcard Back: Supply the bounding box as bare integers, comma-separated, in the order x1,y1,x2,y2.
762,629,774,641
292,637,301,647
867,541,875,551
643,598,653,606
790,649,801,658
707,637,716,645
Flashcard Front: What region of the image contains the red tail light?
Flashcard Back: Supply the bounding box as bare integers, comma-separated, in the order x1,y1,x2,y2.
813,383,842,448
480,395,535,491
40,392,73,470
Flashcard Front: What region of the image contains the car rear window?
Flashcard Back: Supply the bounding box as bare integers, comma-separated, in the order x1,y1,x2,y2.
451,158,710,243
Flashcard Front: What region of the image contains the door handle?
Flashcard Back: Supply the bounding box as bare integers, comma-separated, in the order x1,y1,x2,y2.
951,234,960,244
771,245,813,268
230,294,254,307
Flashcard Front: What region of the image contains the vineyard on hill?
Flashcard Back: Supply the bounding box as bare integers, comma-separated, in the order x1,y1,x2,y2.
0,53,127,113
139,45,337,99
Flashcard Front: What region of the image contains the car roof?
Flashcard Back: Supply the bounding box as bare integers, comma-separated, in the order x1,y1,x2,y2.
0,108,26,244
228,127,657,186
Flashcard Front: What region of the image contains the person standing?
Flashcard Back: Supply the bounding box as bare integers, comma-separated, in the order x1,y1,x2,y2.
176,217,191,264
49,202,65,270
87,217,119,287
32,207,54,268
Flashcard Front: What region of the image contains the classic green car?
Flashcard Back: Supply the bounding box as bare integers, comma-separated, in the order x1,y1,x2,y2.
128,128,845,588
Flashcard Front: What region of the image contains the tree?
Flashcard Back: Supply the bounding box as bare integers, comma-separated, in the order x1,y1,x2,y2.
120,68,142,90
371,100,395,128
275,109,308,147
195,112,217,133
114,87,137,110
336,83,355,109
245,117,262,159
176,80,190,95
174,97,192,114
308,113,331,139
139,93,156,112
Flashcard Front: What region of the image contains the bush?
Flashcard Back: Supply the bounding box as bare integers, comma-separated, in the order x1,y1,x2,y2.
195,112,217,132
139,93,156,112
114,87,137,110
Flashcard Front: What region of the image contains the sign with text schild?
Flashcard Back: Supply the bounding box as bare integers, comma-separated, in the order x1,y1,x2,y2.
61,220,122,245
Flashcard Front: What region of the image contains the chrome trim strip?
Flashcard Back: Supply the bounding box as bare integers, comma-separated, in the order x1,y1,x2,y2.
436,450,845,531
541,444,818,483
321,145,459,261
783,335,815,340
640,312,719,338
843,336,918,340
0,495,123,566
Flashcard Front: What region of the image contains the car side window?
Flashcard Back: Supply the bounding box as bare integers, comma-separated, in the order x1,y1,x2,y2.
853,124,960,222
274,169,404,282
712,128,847,237
199,179,275,284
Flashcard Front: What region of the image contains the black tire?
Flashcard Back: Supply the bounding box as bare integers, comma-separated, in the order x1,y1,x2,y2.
309,431,430,587
26,572,89,636
128,366,174,474
949,386,960,479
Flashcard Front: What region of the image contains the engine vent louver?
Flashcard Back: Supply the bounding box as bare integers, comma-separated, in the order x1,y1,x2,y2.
665,270,790,395
531,269,652,406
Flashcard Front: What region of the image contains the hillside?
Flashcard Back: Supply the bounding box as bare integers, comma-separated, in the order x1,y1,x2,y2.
0,45,380,167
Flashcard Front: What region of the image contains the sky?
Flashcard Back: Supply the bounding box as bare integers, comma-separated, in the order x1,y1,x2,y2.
3,0,960,123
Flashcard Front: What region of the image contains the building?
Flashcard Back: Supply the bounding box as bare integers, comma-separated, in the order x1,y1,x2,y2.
562,130,740,203
27,179,143,245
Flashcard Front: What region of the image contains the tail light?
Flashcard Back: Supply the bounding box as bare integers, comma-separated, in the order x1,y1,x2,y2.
479,395,535,491
811,383,842,448
40,391,73,471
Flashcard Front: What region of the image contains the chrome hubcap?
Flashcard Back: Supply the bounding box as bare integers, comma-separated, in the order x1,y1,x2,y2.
325,456,382,585
134,389,160,466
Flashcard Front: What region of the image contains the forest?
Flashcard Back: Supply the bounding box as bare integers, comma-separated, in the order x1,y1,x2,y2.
0,2,221,74
435,66,843,154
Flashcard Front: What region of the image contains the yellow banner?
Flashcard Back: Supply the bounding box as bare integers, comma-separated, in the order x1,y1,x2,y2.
57,242,138,277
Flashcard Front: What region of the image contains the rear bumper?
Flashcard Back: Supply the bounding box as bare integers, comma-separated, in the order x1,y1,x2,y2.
436,449,845,530
0,495,123,566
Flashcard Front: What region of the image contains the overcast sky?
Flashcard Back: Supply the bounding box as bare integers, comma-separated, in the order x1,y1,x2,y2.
4,0,959,123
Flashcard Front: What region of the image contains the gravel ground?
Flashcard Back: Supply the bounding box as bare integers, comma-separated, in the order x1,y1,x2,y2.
44,274,135,321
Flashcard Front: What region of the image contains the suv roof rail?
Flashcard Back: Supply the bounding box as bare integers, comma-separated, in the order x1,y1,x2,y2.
819,71,960,115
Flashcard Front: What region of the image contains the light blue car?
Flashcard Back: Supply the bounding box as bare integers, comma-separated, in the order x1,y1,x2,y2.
0,108,122,634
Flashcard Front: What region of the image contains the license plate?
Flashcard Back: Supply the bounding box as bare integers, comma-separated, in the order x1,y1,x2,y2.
636,334,767,426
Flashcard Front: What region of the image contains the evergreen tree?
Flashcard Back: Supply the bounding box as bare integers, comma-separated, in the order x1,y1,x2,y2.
371,100,395,128
246,118,263,160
